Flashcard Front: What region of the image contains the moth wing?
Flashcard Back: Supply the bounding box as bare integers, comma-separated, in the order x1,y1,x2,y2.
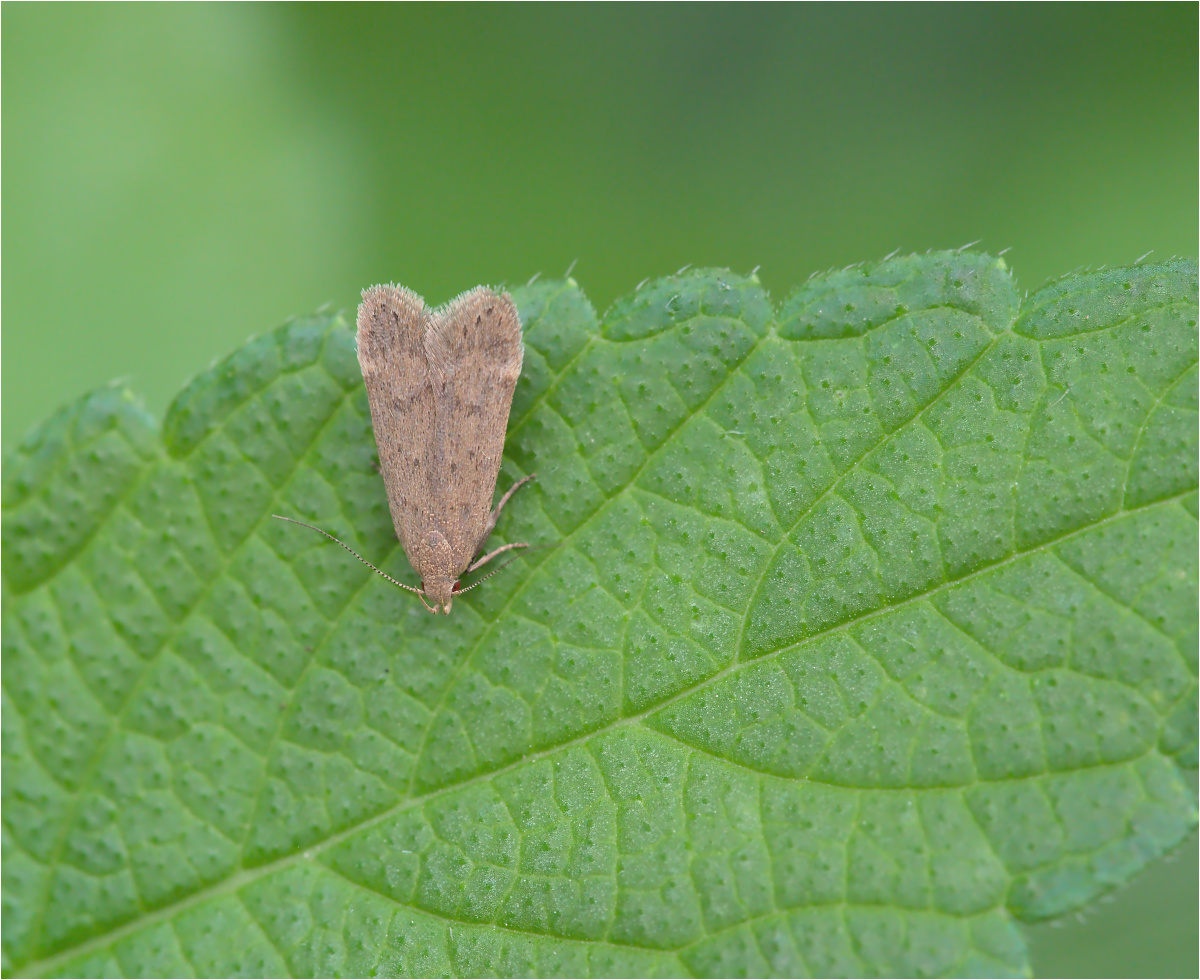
423,286,523,564
356,284,436,560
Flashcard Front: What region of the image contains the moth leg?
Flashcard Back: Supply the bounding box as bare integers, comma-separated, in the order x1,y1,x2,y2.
468,541,529,573
488,472,537,531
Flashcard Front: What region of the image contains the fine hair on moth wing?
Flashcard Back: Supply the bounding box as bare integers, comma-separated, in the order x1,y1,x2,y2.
274,282,540,614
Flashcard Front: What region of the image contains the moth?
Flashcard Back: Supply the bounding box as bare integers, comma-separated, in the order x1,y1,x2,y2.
276,283,534,613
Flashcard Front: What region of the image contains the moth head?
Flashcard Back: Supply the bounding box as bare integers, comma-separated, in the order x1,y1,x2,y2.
270,516,532,617
421,576,457,614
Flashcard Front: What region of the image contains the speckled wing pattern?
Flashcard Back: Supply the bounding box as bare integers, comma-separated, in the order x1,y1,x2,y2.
357,284,522,584
423,287,523,564
355,285,435,565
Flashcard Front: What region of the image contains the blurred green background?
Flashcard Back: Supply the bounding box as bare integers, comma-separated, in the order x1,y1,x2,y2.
3,3,1196,975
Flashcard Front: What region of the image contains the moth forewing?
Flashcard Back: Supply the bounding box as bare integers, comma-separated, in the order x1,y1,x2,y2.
355,284,435,567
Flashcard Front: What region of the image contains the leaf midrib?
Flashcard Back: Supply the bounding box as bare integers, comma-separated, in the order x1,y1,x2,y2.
16,487,1192,978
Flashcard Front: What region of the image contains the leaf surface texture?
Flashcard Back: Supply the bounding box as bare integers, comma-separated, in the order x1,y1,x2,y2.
3,253,1196,977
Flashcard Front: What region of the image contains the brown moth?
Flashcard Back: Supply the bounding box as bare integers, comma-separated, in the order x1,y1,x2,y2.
275,283,534,613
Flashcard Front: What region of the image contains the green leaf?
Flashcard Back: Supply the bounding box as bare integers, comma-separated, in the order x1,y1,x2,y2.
3,253,1196,978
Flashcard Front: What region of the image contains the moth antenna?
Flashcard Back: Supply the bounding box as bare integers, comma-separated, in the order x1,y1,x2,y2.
453,554,528,594
271,515,428,599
